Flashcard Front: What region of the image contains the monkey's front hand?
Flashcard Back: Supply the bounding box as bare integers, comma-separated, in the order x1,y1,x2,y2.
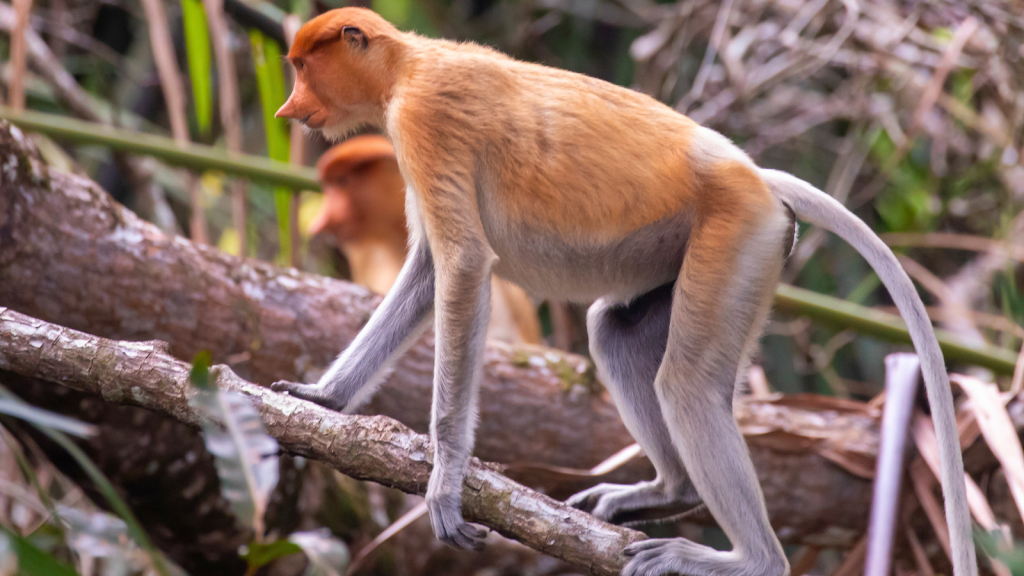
270,378,354,412
426,487,487,551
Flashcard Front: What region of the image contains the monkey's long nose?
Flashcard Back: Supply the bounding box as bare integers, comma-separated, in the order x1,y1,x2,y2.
276,97,297,119
307,192,352,237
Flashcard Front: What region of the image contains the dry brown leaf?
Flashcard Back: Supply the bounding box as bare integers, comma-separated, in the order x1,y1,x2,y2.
912,413,998,530
909,461,952,560
952,374,1024,524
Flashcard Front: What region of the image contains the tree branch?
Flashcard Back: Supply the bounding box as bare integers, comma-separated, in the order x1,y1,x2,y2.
0,307,642,576
0,119,894,547
6,119,1022,555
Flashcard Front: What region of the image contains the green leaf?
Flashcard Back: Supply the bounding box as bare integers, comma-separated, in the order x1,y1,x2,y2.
290,0,312,22
249,30,290,165
370,0,436,36
190,350,213,390
249,28,294,264
44,432,175,576
976,530,1024,574
0,389,175,576
0,526,79,576
996,271,1024,329
181,0,213,137
873,137,937,232
0,530,17,575
189,380,279,540
951,69,976,106
0,426,66,542
240,539,302,569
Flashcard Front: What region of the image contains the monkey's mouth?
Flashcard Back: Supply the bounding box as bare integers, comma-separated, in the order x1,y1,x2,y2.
300,113,325,130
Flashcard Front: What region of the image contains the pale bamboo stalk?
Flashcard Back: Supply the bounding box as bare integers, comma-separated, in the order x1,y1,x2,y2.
203,0,247,255
139,0,208,244
8,0,32,109
865,354,920,576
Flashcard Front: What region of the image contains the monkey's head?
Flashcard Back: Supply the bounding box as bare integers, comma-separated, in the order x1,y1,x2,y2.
309,135,408,245
277,8,403,141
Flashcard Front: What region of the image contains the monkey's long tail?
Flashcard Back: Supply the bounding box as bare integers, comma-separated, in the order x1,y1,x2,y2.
760,168,978,576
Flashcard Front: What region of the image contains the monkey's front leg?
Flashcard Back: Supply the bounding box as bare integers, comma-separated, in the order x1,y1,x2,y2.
271,241,435,411
426,243,493,551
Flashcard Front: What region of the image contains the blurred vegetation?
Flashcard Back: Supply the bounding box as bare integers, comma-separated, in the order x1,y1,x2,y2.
4,0,1022,399
2,0,1024,573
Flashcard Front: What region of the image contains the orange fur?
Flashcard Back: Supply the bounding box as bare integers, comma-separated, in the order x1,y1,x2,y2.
312,135,541,344
277,8,770,243
276,11,975,575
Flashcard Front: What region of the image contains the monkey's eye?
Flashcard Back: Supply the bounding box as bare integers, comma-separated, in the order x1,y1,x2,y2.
294,60,305,72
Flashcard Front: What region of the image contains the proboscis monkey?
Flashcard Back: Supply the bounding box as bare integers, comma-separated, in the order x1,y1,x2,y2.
310,135,541,344
272,9,976,576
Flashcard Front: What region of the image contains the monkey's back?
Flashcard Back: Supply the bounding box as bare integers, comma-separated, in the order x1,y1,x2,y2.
390,36,779,300
393,38,770,234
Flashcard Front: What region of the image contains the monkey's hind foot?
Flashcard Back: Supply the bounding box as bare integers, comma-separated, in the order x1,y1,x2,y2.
427,492,486,551
270,380,348,412
566,481,703,527
623,538,788,576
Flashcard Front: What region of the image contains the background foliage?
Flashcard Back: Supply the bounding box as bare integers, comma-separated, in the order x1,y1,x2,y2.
2,0,1024,574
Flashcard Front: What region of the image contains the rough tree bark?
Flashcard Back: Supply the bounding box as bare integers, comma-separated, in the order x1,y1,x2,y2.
0,121,879,544
0,307,644,576
4,120,1018,556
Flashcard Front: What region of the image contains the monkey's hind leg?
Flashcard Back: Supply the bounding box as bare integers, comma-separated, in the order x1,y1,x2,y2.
567,283,702,525
622,206,790,576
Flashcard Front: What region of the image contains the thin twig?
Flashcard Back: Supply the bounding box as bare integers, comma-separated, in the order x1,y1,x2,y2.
788,545,821,576
904,522,937,576
883,232,1024,263
505,443,643,480
831,535,867,576
285,13,304,268
910,17,979,134
203,0,248,254
346,500,428,575
909,461,952,560
1011,340,1024,395
896,254,987,348
8,0,33,110
678,0,734,111
548,301,575,351
139,0,208,244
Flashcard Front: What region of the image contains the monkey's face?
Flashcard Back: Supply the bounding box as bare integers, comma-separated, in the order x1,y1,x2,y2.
307,181,358,242
277,8,401,141
310,160,409,245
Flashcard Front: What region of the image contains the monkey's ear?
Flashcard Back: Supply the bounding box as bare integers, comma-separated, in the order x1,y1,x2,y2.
343,26,369,51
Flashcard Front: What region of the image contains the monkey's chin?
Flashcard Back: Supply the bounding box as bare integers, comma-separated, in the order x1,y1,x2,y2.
314,119,377,143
